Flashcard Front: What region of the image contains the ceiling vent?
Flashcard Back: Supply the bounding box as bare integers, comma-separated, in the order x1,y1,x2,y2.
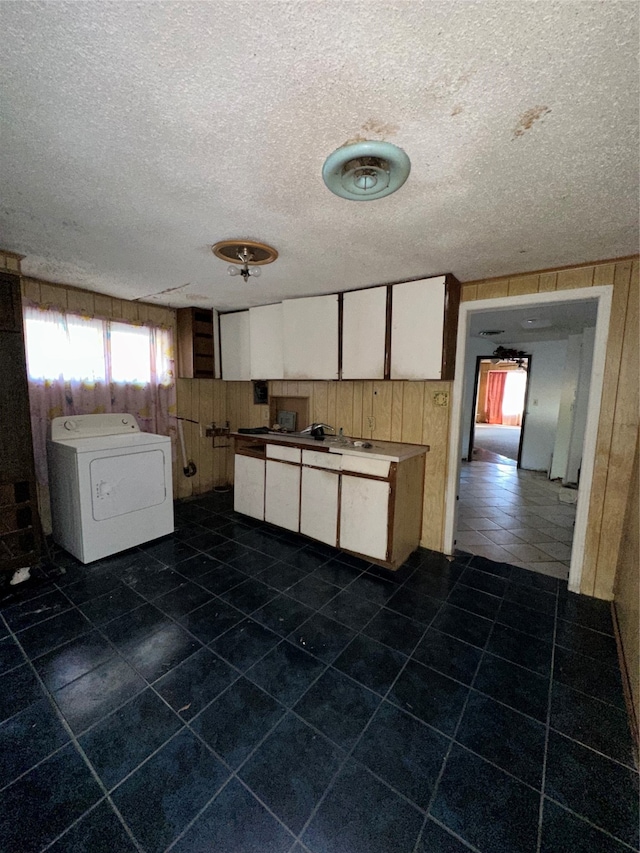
322,141,411,201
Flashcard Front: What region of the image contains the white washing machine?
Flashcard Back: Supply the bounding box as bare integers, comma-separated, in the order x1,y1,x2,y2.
47,413,174,563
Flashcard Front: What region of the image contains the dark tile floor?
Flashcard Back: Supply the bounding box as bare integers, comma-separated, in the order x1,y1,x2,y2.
0,492,637,853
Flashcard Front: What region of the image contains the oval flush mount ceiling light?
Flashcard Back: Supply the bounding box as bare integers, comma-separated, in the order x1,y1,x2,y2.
322,140,411,201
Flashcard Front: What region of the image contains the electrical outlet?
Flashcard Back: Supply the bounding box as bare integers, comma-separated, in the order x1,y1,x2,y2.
367,416,376,430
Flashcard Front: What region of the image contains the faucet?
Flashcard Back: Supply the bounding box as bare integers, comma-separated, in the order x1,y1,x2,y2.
300,423,335,437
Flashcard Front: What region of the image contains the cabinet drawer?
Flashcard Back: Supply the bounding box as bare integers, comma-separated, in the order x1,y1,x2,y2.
340,456,390,478
302,449,341,471
266,444,301,463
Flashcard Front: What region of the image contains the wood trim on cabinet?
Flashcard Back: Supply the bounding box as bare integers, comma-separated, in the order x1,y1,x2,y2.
441,273,461,381
338,292,343,380
385,463,398,562
384,285,392,380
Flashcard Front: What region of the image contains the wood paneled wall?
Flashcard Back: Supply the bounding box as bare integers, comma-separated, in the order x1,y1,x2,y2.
614,432,639,751
175,379,229,499
463,257,639,599
20,276,176,329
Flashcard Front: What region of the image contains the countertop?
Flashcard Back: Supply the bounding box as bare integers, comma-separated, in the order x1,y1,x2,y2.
231,432,429,463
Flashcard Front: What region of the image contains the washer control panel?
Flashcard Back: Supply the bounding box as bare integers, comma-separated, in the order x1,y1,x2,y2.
50,413,141,441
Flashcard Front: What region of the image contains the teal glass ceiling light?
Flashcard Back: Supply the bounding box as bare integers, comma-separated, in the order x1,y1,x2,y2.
322,140,411,201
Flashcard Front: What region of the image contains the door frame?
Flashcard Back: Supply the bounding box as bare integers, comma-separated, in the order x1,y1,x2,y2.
468,355,531,467
443,286,613,594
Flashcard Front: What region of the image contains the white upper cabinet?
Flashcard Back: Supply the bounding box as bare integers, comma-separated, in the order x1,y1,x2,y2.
220,311,250,380
342,286,387,379
282,294,339,380
390,277,446,380
250,303,284,379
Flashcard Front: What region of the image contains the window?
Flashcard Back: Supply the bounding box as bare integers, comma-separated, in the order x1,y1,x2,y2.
502,370,527,417
23,308,172,386
108,324,152,384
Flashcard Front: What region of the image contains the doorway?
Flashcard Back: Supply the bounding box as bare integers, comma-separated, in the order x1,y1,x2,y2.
444,287,613,593
468,356,530,467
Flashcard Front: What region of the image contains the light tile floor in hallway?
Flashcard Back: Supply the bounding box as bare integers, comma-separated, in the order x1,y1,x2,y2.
456,462,576,580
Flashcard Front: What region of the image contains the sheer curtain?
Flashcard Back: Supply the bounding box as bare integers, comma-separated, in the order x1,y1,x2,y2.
23,304,176,483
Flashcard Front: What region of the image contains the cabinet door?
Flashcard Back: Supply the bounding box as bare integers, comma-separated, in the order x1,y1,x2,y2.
300,467,339,546
282,295,339,380
342,286,387,379
234,455,265,520
220,311,250,380
390,277,446,379
250,303,284,379
265,460,300,531
339,475,390,560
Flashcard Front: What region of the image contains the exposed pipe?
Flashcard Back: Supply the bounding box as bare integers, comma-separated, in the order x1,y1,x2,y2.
176,417,197,477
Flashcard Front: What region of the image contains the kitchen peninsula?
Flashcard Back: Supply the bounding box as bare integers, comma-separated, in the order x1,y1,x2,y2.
232,432,429,571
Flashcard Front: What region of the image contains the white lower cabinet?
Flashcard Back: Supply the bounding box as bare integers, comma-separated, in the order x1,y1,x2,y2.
265,460,301,531
233,438,426,570
339,474,390,561
233,455,265,520
300,466,339,546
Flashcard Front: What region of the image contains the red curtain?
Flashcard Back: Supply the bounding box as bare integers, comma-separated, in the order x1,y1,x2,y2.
486,371,507,424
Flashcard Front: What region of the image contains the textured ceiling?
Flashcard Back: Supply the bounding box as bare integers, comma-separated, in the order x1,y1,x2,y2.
468,298,598,344
1,1,638,311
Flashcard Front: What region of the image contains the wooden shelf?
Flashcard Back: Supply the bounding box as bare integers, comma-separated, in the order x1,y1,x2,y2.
0,272,44,574
177,308,215,378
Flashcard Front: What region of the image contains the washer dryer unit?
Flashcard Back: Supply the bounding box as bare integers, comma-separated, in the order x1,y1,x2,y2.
48,413,174,563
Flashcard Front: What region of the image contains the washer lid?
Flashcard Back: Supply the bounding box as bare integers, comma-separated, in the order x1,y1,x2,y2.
50,431,170,453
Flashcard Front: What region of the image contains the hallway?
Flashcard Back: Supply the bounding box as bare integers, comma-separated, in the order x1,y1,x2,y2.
455,463,575,580
472,424,520,463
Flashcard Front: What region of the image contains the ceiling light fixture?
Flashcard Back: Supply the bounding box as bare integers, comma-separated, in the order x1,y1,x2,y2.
520,317,553,329
492,346,529,370
322,140,411,201
212,240,278,283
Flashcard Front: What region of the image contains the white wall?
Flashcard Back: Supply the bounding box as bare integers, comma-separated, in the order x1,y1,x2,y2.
550,334,582,479
518,340,568,471
461,337,567,471
565,326,595,484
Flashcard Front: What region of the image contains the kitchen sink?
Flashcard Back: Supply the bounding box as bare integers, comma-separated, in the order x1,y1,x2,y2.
322,437,374,448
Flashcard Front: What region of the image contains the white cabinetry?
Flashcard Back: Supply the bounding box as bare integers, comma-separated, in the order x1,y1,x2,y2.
390,277,446,380
250,303,284,379
342,286,387,379
282,295,339,380
300,466,339,546
233,454,264,519
220,311,251,380
265,460,300,531
339,475,390,561
233,436,426,570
